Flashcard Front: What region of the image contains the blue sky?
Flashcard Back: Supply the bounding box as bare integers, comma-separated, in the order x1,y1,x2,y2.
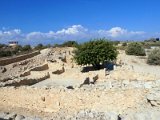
0,0,160,45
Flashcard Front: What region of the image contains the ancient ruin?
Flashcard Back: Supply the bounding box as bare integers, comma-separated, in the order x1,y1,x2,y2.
0,47,160,120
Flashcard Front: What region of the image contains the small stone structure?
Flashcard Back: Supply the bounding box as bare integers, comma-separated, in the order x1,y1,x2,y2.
0,72,50,87
8,41,18,47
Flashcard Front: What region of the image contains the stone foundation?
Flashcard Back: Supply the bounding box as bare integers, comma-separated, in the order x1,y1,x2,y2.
0,51,40,66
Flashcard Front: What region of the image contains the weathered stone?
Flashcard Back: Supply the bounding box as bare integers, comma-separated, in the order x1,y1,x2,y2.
150,111,160,120
4,113,17,120
133,112,151,120
104,112,118,120
144,82,153,89
147,89,160,107
0,112,8,119
15,115,25,120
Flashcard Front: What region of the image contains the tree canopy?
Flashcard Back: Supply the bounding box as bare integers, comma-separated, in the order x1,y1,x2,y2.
74,39,118,69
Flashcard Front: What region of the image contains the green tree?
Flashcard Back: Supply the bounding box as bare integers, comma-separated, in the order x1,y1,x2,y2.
125,42,146,56
34,43,44,50
22,45,32,52
74,39,118,69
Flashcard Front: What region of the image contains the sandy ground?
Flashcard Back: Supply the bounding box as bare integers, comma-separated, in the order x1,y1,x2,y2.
116,51,160,79
0,87,148,118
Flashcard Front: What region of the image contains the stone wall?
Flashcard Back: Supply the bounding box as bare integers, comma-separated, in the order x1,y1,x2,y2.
0,72,50,87
30,64,49,71
0,51,40,66
95,79,160,89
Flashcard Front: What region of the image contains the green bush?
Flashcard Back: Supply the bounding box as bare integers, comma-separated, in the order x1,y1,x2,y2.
0,44,6,49
74,39,118,69
125,42,146,56
53,41,78,48
0,51,12,57
122,42,127,47
62,41,78,47
13,45,23,53
53,44,60,47
147,48,160,65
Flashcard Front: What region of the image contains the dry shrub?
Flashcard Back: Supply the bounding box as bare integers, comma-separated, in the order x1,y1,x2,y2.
147,48,160,65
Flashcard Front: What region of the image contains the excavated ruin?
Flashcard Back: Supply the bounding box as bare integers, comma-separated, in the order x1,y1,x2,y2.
1,47,160,120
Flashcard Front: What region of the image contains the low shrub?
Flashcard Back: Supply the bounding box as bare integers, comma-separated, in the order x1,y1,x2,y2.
125,42,146,56
147,48,160,65
122,42,127,47
0,51,12,57
61,41,78,47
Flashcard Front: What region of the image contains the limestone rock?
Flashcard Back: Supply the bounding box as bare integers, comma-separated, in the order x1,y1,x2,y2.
147,89,160,107
15,115,25,120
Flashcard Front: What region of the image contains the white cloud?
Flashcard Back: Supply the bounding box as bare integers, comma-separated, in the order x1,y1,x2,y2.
98,27,145,39
26,32,48,40
0,29,22,41
0,29,21,36
0,25,154,44
107,27,127,37
25,25,88,41
56,25,88,35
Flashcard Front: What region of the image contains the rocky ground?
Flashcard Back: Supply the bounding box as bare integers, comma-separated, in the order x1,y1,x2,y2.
0,47,160,120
